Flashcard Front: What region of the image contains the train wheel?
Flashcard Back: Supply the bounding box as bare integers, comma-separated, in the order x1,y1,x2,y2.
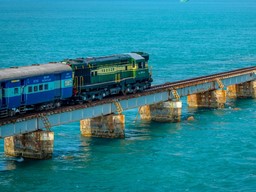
55,102,61,108
98,94,103,100
8,110,15,117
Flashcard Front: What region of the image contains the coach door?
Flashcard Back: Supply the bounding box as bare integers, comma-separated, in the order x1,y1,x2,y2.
54,74,61,97
115,73,121,83
20,80,25,104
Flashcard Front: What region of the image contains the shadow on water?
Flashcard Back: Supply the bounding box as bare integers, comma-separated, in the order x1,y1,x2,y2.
0,160,17,172
75,120,183,158
0,156,44,172
125,119,183,141
226,98,255,108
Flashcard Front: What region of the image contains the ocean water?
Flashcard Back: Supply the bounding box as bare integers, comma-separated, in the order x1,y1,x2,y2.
0,0,256,191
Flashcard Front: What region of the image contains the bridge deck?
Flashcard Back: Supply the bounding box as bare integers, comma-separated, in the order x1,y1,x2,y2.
0,66,255,138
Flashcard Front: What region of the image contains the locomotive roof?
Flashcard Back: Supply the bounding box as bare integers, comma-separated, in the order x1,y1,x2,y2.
64,53,145,66
0,63,72,82
126,53,144,60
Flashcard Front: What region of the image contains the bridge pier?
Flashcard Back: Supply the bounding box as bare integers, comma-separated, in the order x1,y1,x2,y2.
80,114,125,138
187,90,227,108
4,130,54,159
139,101,182,122
227,81,256,99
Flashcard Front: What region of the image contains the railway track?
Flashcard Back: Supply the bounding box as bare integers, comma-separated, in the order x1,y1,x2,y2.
148,66,256,91
0,66,255,125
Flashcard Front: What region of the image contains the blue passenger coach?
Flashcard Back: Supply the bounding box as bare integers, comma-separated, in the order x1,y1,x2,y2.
0,63,73,117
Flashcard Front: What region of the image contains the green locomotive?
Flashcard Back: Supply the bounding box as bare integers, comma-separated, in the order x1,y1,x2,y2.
62,52,152,101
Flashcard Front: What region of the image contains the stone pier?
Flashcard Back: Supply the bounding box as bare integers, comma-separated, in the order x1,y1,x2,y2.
139,101,182,122
80,114,125,138
187,90,227,108
4,130,54,159
227,81,256,99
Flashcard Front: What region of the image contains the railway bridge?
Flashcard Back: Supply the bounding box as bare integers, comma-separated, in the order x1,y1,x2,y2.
1,66,256,159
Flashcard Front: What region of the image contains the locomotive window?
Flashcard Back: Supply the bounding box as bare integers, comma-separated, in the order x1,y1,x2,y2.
44,84,48,90
28,86,32,93
132,62,135,68
39,84,43,91
95,71,98,76
2,90,5,97
125,66,128,70
91,72,94,76
138,62,142,69
34,86,38,92
142,62,145,68
14,88,19,94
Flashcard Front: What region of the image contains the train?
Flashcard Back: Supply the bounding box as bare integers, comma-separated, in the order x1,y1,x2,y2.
0,52,152,118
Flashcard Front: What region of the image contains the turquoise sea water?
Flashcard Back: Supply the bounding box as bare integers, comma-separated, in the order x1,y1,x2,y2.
0,0,256,191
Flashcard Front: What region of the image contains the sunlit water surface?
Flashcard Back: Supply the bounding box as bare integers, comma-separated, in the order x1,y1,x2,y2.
0,0,256,191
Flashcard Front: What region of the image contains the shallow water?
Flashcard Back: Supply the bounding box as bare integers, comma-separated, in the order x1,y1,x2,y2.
0,0,256,191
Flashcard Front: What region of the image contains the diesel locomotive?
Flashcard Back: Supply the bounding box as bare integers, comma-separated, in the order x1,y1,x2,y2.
0,52,152,118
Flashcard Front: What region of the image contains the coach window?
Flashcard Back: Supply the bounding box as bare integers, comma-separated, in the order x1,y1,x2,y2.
91,72,94,76
34,86,38,92
44,84,49,90
39,84,43,91
14,88,19,94
95,71,98,76
28,86,32,93
125,66,128,71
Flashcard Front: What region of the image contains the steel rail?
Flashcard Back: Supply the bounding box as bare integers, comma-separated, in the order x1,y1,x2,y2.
148,66,256,91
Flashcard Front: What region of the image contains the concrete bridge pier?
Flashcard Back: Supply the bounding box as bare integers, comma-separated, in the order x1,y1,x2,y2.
187,90,227,108
80,114,125,138
139,101,182,122
227,81,256,99
4,130,54,159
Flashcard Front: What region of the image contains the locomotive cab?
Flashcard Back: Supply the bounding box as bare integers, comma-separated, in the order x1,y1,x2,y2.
132,52,149,62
